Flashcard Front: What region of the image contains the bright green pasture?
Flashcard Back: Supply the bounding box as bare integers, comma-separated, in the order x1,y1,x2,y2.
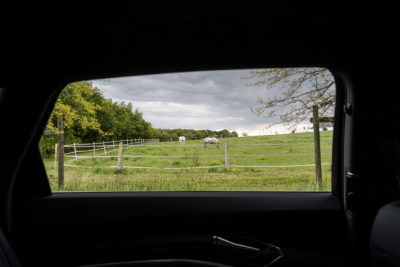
43,131,333,192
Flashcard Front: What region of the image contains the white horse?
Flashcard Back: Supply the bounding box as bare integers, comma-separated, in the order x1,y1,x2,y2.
178,136,186,145
204,136,219,149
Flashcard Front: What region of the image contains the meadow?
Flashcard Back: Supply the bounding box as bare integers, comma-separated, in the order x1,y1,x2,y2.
43,131,333,192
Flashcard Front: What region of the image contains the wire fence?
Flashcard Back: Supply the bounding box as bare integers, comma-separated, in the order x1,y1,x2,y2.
64,139,159,155
59,139,332,170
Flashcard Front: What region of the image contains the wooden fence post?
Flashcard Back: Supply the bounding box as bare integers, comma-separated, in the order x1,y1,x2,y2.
93,142,96,156
54,143,58,169
117,141,123,170
225,142,229,171
103,141,107,155
57,117,64,188
112,140,115,151
73,142,78,161
313,105,322,185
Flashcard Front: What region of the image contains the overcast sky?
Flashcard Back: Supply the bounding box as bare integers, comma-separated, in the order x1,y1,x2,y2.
91,69,315,136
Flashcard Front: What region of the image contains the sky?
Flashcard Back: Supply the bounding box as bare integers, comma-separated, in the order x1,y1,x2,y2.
91,69,318,136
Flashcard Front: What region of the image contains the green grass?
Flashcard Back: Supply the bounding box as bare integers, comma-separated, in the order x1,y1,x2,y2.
43,131,333,192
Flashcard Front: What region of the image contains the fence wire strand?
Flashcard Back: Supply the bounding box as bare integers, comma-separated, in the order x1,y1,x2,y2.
62,139,332,170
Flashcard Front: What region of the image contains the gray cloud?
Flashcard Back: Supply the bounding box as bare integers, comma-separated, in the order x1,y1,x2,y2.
91,69,302,135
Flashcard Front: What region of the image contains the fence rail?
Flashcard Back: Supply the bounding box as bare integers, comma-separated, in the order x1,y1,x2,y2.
63,139,160,156
63,139,160,147
64,152,331,159
64,163,331,170
58,140,331,171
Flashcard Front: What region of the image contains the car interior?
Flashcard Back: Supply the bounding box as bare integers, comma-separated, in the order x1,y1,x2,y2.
1,5,400,267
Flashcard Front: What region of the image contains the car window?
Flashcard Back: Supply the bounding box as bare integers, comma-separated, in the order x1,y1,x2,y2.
40,68,336,192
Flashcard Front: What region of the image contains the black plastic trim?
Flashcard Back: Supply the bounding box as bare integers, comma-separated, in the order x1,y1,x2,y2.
16,192,341,230
79,258,232,267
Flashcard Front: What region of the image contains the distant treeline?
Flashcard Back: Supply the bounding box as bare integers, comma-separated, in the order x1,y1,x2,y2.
40,81,238,157
154,128,238,142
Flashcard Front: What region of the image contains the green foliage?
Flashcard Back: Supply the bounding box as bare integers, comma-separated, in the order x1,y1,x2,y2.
152,128,238,141
39,135,57,157
41,82,155,157
46,81,104,134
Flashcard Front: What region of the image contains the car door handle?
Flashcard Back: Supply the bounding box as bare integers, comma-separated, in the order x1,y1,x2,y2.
212,236,284,267
213,236,261,252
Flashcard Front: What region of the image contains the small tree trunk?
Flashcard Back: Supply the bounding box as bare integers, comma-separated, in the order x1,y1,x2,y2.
313,105,322,185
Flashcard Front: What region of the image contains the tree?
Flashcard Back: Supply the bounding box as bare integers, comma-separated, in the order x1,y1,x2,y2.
243,67,335,185
41,81,155,157
41,81,108,157
217,129,230,138
243,68,335,124
46,81,107,139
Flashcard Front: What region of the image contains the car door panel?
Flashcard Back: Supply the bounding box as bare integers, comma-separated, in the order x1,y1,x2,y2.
12,192,347,266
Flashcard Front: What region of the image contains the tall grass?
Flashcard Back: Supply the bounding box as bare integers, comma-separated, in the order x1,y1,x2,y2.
43,131,333,192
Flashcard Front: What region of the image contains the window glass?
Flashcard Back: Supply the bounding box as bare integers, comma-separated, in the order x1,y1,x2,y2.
40,68,335,192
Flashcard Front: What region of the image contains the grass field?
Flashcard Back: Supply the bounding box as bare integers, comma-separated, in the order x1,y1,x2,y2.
43,131,333,192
